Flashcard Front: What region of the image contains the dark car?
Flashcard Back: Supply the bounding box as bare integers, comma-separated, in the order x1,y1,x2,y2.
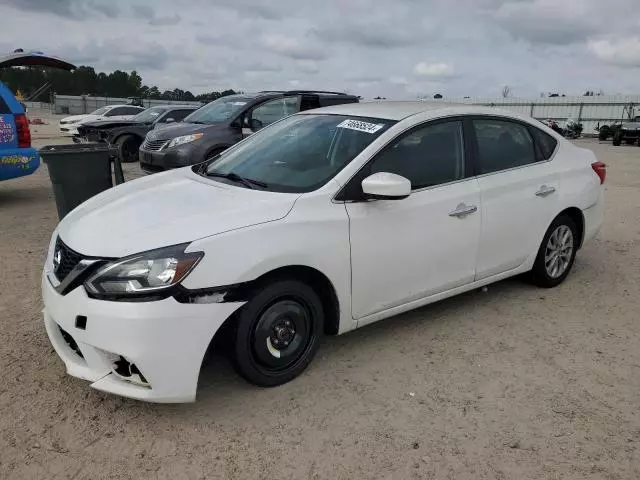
138,90,359,173
76,105,199,163
612,116,640,146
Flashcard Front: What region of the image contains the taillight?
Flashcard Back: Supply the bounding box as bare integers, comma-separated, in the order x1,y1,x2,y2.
15,114,32,148
591,161,606,184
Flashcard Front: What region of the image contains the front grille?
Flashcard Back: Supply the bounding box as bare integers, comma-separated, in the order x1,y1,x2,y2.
58,326,84,359
141,138,168,151
53,237,85,282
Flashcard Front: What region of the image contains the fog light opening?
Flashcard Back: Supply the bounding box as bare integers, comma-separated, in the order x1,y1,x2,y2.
112,356,150,387
58,326,84,359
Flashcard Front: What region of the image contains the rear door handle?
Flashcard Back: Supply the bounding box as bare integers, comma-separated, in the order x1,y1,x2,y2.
535,185,556,197
449,203,478,218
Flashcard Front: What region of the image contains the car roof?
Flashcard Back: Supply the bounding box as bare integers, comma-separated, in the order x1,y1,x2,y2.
302,101,529,122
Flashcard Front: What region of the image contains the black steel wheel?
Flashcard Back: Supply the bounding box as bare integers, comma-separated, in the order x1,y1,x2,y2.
115,134,141,163
231,279,323,386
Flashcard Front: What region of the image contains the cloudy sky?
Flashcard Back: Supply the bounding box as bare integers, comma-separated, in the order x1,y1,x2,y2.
2,0,640,99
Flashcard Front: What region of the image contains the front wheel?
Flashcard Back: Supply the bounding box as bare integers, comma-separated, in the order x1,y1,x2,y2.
231,279,324,387
530,215,578,288
115,134,141,163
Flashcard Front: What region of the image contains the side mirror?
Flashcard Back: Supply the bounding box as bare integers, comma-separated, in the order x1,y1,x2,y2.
361,172,411,200
164,117,175,123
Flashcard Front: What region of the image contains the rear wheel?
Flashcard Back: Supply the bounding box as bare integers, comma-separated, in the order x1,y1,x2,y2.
115,134,141,163
612,131,622,146
530,215,578,288
231,279,323,387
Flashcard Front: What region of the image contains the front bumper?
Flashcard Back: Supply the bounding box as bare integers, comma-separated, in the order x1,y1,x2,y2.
139,144,202,174
42,269,244,403
60,125,79,135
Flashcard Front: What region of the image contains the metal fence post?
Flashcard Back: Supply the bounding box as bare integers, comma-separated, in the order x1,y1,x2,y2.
577,103,584,124
530,103,534,117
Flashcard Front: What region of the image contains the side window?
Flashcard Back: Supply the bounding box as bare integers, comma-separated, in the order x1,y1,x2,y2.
250,97,299,130
167,109,193,122
531,127,558,160
124,107,144,115
473,119,536,174
369,120,465,190
104,107,124,116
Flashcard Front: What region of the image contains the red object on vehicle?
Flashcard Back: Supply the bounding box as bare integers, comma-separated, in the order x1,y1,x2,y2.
591,161,606,184
15,113,31,148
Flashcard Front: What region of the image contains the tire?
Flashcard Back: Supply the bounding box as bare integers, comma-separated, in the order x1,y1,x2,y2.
598,127,609,141
231,279,324,387
530,215,579,288
612,132,622,146
115,134,141,163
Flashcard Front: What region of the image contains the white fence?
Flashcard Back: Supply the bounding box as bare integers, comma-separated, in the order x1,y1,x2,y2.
446,95,640,135
53,95,202,115
50,93,640,134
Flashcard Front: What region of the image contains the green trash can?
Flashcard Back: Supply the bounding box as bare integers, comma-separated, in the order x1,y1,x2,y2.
40,143,123,220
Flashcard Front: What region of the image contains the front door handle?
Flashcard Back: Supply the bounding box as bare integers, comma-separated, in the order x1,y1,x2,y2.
449,203,478,218
535,185,556,197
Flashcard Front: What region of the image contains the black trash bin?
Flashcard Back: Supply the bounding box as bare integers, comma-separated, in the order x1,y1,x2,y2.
40,143,124,219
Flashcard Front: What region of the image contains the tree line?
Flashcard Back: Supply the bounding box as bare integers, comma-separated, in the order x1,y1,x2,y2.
0,65,237,103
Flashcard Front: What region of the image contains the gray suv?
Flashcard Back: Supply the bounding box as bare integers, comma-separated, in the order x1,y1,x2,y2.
139,90,359,173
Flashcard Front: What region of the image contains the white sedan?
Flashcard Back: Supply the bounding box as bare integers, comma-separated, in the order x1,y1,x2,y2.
42,103,605,402
59,104,144,135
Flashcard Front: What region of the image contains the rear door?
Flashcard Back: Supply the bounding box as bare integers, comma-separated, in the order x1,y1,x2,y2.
471,116,560,280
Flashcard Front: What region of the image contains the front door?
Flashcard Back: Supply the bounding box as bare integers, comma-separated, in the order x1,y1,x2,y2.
471,117,560,279
345,119,481,321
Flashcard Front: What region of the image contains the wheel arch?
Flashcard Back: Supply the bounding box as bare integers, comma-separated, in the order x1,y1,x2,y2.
555,207,585,249
203,264,341,349
112,131,143,145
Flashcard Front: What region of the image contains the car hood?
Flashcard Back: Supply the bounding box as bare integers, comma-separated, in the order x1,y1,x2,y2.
148,122,225,141
79,119,142,129
621,122,640,130
58,168,299,258
61,114,90,123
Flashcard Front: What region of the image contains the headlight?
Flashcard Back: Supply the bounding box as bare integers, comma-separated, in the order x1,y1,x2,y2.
84,244,203,298
166,133,204,149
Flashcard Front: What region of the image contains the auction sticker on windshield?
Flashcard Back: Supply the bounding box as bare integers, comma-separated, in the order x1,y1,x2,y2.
336,119,384,134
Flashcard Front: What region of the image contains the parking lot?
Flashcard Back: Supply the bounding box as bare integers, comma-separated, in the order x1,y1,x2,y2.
1,129,639,479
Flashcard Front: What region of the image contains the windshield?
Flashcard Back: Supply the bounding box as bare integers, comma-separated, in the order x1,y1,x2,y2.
91,107,109,115
134,106,167,123
184,95,251,124
202,114,395,193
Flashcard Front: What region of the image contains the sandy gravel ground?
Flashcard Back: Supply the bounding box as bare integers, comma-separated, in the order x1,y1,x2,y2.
0,129,639,479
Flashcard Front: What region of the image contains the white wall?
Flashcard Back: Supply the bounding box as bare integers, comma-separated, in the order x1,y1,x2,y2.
445,95,640,134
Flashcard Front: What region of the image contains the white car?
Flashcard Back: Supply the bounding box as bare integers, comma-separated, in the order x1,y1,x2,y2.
42,103,605,403
59,105,144,135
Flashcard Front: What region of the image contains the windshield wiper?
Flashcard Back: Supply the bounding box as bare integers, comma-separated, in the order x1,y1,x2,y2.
205,171,268,189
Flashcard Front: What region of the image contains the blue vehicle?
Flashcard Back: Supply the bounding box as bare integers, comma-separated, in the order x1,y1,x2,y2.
0,50,75,182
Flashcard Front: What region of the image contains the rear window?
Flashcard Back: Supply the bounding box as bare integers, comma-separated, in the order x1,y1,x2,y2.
0,96,10,114
531,127,558,160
